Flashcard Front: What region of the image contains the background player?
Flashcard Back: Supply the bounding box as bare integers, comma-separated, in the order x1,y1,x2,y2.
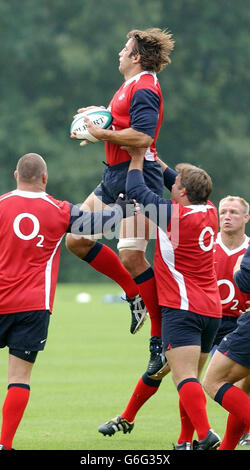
0,153,135,450
213,196,250,347
178,195,250,449
203,245,250,450
66,28,175,372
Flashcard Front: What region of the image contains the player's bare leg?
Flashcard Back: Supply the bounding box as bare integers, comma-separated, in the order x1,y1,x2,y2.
118,212,151,277
65,192,104,258
8,354,34,385
118,214,164,374
65,192,146,332
203,349,250,399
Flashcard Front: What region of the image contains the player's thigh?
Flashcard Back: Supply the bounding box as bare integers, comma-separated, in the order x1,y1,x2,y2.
203,350,250,397
80,191,108,212
66,192,108,249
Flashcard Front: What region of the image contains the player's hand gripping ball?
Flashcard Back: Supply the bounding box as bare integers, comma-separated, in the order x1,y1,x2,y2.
70,107,113,145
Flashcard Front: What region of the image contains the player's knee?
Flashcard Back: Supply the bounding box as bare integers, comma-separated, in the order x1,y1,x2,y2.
202,375,218,399
118,238,148,271
119,249,146,275
65,233,79,253
65,233,95,257
240,375,250,395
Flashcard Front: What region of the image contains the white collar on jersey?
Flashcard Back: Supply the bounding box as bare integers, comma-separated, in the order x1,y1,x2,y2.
123,71,158,88
216,232,249,256
11,189,47,198
182,204,214,217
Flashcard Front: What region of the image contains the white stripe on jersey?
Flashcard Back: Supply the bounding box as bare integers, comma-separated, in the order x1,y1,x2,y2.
158,227,189,310
182,204,215,217
0,190,62,210
45,235,64,310
123,71,158,88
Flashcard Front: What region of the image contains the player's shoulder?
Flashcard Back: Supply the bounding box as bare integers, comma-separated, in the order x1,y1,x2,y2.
130,72,161,93
0,191,15,202
207,200,217,211
45,193,70,212
178,201,217,216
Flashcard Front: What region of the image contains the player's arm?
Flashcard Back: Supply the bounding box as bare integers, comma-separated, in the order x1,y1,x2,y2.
127,145,177,192
233,245,250,293
125,148,172,230
72,116,151,147
67,198,136,236
97,126,153,147
157,157,177,190
77,89,160,147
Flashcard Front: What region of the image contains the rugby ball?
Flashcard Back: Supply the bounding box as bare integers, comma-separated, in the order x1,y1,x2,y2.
70,107,113,143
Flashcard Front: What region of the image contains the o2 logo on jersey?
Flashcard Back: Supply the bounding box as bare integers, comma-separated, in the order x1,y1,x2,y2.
217,279,239,310
13,213,44,247
198,226,214,252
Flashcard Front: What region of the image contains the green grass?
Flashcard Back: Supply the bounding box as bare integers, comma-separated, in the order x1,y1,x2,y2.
0,283,247,450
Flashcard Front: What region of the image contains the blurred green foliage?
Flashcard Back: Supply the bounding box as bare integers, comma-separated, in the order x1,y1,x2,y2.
0,0,249,281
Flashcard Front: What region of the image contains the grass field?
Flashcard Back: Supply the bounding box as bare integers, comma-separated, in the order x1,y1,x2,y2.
0,283,247,451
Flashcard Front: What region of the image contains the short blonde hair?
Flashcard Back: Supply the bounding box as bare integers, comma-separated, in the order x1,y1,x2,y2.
219,196,249,215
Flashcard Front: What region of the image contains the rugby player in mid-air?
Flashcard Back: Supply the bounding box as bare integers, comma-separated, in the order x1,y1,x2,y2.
67,28,175,374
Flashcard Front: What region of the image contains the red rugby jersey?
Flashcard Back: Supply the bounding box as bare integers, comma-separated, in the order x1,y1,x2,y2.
214,233,250,317
105,71,163,166
154,201,222,318
0,190,71,314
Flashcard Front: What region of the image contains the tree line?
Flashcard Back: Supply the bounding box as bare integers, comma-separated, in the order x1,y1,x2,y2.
0,0,249,281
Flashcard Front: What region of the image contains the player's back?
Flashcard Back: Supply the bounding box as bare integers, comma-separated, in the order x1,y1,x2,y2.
0,190,70,314
155,201,222,317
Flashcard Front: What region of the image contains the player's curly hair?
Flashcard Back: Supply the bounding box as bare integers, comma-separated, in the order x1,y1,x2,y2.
127,28,175,73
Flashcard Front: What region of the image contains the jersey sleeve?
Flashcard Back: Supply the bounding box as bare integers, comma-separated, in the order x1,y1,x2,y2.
234,245,250,293
67,203,125,236
163,167,178,191
129,89,160,137
126,169,172,231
